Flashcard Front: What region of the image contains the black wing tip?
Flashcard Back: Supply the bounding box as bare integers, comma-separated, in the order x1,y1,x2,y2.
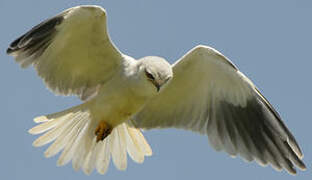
253,89,307,173
288,168,297,175
218,98,307,175
7,45,17,55
287,163,306,175
6,47,12,54
298,161,307,171
7,34,25,55
7,15,64,59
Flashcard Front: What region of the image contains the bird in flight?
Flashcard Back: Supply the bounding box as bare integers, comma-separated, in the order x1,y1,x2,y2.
7,5,305,175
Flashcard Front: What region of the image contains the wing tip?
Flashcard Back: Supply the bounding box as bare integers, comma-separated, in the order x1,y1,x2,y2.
299,162,307,171
6,47,13,55
288,138,304,159
7,33,25,55
7,14,64,62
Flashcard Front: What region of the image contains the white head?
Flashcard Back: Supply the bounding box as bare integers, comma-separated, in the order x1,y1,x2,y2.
136,56,173,95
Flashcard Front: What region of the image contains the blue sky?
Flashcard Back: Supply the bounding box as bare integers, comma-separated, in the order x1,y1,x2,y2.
1,0,311,179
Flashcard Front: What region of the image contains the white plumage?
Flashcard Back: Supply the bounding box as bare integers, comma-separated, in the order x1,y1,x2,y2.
7,5,305,175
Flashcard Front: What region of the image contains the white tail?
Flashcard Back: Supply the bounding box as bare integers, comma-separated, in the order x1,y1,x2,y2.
29,104,152,175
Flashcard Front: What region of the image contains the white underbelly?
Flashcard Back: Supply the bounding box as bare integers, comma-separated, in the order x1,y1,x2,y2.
88,86,147,127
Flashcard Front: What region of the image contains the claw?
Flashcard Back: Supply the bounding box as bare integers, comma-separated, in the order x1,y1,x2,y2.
95,121,112,142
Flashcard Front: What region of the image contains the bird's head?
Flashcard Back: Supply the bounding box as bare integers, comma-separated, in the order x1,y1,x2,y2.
137,56,173,93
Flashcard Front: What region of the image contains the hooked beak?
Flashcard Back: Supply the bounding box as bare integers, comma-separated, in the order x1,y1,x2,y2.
149,79,162,92
152,77,171,92
152,81,161,92
156,84,161,92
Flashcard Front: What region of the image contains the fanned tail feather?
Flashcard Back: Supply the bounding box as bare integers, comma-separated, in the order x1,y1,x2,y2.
29,104,152,175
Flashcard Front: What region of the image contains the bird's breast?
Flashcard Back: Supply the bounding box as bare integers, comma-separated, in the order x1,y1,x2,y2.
89,80,149,127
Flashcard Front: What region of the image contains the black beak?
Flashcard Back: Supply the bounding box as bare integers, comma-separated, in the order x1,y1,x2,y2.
151,81,161,92
156,84,161,92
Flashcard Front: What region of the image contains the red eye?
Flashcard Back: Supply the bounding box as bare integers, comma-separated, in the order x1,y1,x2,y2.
145,70,155,80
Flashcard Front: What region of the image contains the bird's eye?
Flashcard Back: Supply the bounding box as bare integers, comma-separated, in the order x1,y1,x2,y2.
145,70,155,80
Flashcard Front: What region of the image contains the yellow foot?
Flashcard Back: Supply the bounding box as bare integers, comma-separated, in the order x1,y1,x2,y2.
95,121,112,142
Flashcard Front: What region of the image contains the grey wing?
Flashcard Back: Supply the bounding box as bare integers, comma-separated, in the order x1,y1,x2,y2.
132,45,305,174
7,6,124,100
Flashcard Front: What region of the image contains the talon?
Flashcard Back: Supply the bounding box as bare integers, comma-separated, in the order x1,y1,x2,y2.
95,121,112,142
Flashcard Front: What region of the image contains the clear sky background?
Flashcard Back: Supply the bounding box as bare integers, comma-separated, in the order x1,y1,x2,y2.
1,0,311,179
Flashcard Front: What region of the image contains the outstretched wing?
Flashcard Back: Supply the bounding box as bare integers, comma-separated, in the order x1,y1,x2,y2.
132,45,305,174
7,6,123,100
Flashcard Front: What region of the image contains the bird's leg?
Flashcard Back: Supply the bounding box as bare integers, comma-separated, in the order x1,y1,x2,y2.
95,121,112,142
